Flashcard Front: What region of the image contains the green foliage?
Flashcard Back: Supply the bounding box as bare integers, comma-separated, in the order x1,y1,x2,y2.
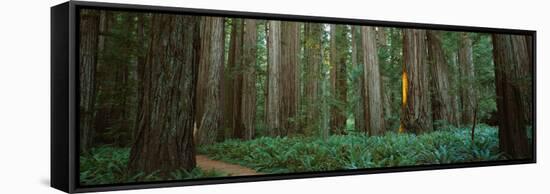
199,125,504,174
471,33,497,121
80,147,130,185
80,147,226,185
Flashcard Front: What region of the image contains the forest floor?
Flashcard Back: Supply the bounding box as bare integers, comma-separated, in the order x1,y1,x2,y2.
196,155,264,176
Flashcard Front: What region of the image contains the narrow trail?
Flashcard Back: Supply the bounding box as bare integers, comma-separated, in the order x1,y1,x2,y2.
196,155,264,176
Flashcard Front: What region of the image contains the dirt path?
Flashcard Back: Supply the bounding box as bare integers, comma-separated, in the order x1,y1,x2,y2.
196,155,264,176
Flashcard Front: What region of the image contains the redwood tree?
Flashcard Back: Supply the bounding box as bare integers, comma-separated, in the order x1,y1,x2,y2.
128,15,199,175
351,26,366,132
401,29,432,134
492,33,532,159
266,21,282,136
240,19,258,140
225,19,244,139
361,26,385,135
196,17,225,146
427,30,457,127
79,10,100,153
280,21,300,136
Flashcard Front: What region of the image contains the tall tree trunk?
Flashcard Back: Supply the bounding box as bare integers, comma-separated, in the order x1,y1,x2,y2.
281,21,301,136
225,19,244,139
401,29,432,134
361,26,385,135
128,15,199,175
79,10,100,153
266,21,282,136
492,33,532,159
240,19,258,140
427,30,457,127
351,26,366,132
196,17,225,146
303,23,323,135
458,32,476,125
134,14,147,141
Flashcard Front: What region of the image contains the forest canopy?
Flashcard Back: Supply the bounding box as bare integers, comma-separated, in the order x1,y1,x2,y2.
78,9,534,185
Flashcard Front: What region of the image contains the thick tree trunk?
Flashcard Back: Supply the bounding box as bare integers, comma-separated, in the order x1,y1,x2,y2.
79,10,100,153
303,23,323,135
195,18,211,131
134,14,147,141
492,34,532,159
266,21,282,136
240,19,258,140
197,17,225,146
361,26,385,135
225,19,244,139
280,21,300,136
458,32,477,125
401,29,432,134
427,30,457,127
128,15,199,175
351,26,366,132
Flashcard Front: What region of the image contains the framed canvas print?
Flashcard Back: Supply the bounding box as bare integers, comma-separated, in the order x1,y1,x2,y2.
51,1,536,193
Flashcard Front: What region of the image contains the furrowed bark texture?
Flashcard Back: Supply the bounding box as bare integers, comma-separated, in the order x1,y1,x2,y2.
128,15,199,175
361,26,385,135
280,21,301,136
401,29,433,134
240,19,258,140
427,30,457,127
492,33,532,159
266,21,282,136
79,10,100,153
197,17,225,146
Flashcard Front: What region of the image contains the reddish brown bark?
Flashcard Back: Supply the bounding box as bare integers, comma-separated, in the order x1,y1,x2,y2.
492,33,532,159
427,30,458,127
128,15,199,175
401,29,433,134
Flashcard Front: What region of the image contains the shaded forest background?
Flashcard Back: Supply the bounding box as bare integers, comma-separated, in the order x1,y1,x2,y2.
78,9,533,184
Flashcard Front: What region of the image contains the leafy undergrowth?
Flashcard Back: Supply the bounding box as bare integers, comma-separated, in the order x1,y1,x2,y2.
199,124,505,174
80,147,226,186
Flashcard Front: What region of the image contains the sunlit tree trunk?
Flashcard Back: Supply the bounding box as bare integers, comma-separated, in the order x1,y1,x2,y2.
427,30,458,127
128,15,199,176
492,33,532,159
361,26,385,135
266,21,282,136
79,10,100,153
401,29,432,134
197,17,225,146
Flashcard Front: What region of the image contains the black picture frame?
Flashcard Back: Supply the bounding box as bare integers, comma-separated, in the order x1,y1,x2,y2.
51,1,536,193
